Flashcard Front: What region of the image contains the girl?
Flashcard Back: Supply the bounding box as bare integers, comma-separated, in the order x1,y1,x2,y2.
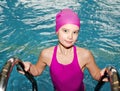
20,8,107,91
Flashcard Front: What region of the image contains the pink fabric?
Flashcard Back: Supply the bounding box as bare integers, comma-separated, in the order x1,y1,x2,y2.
56,8,80,32
50,46,84,91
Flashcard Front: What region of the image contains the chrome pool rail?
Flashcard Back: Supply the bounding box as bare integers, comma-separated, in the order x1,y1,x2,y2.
0,58,18,91
95,66,120,91
106,66,120,91
0,58,38,91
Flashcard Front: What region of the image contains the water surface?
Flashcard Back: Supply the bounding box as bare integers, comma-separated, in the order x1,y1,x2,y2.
0,0,120,91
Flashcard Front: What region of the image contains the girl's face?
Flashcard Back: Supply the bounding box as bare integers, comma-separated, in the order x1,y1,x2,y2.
56,24,79,48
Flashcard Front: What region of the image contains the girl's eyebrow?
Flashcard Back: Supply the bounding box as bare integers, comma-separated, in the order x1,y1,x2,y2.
62,27,68,30
61,27,79,32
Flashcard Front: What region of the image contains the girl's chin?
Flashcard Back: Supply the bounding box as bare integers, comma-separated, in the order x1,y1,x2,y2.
63,44,74,48
59,42,74,48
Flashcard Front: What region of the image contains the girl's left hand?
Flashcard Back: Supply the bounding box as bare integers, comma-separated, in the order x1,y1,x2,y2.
100,68,109,82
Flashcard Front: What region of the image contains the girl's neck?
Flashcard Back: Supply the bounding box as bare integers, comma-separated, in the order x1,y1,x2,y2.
58,44,74,55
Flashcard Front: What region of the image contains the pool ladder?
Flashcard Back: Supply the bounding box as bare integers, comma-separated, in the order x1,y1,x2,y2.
0,58,120,91
0,58,38,91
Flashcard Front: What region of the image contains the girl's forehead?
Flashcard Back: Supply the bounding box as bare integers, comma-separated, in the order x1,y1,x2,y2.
61,24,80,30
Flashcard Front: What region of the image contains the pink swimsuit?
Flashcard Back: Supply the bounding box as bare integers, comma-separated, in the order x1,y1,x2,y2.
50,46,84,91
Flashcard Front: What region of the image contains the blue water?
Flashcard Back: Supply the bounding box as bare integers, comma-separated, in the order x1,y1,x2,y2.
0,0,120,91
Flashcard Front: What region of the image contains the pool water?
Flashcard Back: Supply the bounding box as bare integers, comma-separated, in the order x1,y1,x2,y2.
0,0,120,91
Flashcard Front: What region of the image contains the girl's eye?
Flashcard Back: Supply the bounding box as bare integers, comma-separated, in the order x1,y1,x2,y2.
73,31,78,34
73,32,76,34
64,30,68,32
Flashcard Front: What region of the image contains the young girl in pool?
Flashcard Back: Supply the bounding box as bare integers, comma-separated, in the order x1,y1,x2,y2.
20,8,107,91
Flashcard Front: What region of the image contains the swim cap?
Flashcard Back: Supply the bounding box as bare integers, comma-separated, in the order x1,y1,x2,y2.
56,8,80,32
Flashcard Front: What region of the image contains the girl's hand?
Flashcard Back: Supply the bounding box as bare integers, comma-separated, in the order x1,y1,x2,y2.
17,62,31,75
100,68,109,82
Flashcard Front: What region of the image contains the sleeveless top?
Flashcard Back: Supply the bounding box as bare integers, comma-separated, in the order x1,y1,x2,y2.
50,46,84,91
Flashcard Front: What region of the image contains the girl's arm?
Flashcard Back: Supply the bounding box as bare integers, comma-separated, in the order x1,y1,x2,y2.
24,49,48,76
85,50,101,81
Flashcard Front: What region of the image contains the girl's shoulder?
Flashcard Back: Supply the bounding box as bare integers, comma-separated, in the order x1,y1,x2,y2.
40,46,56,66
75,46,93,57
42,46,55,53
76,46,90,53
40,46,55,58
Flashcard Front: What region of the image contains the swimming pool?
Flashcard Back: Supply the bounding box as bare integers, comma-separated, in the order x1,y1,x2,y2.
0,0,120,91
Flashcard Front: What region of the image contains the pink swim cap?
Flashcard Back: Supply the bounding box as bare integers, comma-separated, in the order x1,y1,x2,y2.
56,8,80,32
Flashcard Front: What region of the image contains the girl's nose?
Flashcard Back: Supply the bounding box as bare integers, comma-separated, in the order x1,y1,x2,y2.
68,33,73,39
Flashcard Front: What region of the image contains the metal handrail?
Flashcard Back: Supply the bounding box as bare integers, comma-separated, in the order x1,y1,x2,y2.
0,58,38,91
95,66,120,91
106,66,120,91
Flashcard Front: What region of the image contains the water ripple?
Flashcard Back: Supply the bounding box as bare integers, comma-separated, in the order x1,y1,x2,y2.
0,0,120,91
